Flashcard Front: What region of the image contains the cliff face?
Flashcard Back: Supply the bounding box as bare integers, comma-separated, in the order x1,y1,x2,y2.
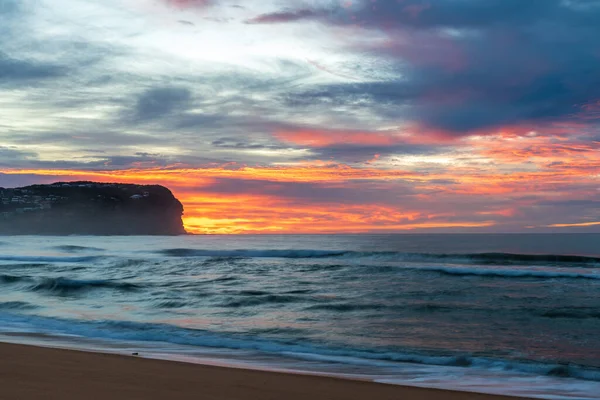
0,182,186,235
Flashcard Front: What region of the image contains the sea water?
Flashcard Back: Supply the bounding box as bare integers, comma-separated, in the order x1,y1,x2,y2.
1,234,599,399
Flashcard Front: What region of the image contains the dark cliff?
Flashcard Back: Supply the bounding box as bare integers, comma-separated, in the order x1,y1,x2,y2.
0,182,186,235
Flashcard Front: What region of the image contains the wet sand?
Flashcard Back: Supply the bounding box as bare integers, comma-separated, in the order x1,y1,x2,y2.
0,342,528,400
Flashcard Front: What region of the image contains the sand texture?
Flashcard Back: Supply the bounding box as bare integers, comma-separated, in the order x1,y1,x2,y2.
0,342,529,400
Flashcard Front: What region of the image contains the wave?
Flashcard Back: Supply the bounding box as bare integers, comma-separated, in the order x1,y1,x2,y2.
239,290,271,296
53,245,104,253
541,309,600,320
0,301,38,310
1,313,599,382
0,274,140,295
160,248,348,258
220,294,303,308
153,300,190,309
0,255,101,263
158,248,600,266
0,274,27,284
203,276,238,283
306,303,387,312
418,266,600,280
29,277,140,295
0,263,51,269
432,252,600,265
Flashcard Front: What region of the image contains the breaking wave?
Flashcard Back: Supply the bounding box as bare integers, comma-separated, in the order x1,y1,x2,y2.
160,248,348,258
0,274,140,295
158,249,600,266
29,278,140,295
411,267,600,280
418,266,600,280
0,274,26,284
1,313,599,382
53,245,105,252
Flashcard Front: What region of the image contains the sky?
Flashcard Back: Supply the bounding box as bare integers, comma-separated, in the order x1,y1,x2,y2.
0,0,599,234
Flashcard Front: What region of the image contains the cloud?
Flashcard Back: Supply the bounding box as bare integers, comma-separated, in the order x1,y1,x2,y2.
131,86,193,121
162,0,213,8
250,0,600,135
276,128,399,147
0,52,67,83
0,0,19,16
538,200,600,208
0,146,37,167
211,138,289,151
201,177,418,205
273,126,448,162
246,9,323,24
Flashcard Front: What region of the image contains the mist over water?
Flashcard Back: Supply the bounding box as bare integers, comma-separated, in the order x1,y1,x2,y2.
1,234,600,399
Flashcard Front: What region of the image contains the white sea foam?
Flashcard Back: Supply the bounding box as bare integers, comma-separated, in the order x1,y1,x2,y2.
1,329,599,400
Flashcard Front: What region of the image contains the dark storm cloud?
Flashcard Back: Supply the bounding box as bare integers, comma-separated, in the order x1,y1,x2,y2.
250,0,600,135
0,146,36,166
132,86,193,121
0,52,67,83
249,0,600,31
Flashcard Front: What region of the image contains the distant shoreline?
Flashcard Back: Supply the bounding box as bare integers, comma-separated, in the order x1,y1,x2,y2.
0,182,186,235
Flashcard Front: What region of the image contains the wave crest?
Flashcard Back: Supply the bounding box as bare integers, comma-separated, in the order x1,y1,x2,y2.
160,248,348,258
53,245,104,253
422,266,600,280
0,274,140,295
29,278,140,295
0,255,101,263
158,248,600,266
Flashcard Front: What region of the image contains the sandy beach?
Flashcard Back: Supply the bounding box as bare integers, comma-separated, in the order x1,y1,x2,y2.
0,342,528,400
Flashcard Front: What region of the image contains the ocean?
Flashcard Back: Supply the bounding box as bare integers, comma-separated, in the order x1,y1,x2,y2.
1,234,599,399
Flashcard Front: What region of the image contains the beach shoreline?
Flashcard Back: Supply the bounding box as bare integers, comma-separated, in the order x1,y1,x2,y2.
0,341,528,400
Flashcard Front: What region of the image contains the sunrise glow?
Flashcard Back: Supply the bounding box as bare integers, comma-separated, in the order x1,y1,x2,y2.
1,0,599,233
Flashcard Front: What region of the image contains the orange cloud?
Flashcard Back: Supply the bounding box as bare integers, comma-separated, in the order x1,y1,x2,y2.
275,129,400,147
4,130,600,236
548,222,600,228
